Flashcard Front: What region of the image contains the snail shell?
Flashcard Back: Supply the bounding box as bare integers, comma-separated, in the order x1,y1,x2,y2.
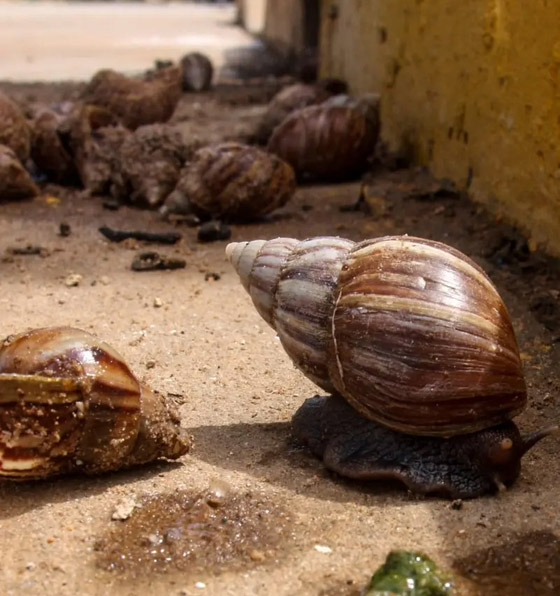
226,236,527,437
0,327,189,479
180,52,214,92
112,123,194,209
0,91,31,162
81,66,182,130
267,104,378,181
30,108,77,184
66,104,129,194
162,142,296,221
254,83,332,144
0,144,39,202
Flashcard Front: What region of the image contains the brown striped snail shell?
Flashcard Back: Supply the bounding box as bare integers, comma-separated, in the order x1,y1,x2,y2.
180,52,214,92
322,93,380,139
0,144,39,202
0,327,189,479
254,83,332,144
67,104,130,195
226,236,556,497
0,91,31,162
267,104,378,181
161,142,296,221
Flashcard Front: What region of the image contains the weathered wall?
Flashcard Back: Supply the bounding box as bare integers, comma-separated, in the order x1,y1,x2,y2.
237,0,305,52
320,0,560,255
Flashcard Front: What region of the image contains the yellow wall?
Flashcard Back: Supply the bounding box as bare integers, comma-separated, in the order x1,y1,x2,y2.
238,0,305,53
320,0,560,256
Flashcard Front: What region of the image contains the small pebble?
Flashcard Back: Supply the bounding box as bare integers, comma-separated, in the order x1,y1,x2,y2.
451,499,463,510
102,198,121,211
249,549,266,562
59,222,71,237
153,297,163,308
111,496,138,521
204,272,221,281
46,537,55,544
99,276,110,285
64,273,83,287
146,360,156,369
197,221,231,243
314,544,332,554
194,581,206,589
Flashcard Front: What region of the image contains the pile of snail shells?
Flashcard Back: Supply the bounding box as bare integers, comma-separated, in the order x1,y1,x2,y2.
111,123,196,209
0,326,190,480
29,102,126,192
0,144,39,201
180,52,214,92
226,235,556,498
0,91,31,163
161,142,296,221
267,102,379,181
81,65,182,130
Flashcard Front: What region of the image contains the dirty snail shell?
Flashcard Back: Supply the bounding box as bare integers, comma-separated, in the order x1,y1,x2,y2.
0,91,31,162
180,52,214,92
267,104,378,181
0,144,39,202
162,142,296,221
81,66,182,130
31,107,77,184
0,327,189,479
226,236,554,497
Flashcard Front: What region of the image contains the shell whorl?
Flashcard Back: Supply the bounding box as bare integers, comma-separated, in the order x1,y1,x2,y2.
227,237,355,392
228,236,527,438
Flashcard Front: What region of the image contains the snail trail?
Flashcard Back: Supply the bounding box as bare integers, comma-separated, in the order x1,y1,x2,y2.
95,485,294,579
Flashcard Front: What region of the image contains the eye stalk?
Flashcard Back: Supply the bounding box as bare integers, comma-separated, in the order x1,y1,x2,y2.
488,437,514,465
487,425,559,494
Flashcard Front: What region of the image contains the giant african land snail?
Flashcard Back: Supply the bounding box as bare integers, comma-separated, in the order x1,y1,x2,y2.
0,327,189,479
226,235,557,498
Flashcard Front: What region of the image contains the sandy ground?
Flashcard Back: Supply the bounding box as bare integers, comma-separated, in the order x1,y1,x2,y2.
1,29,560,596
0,1,252,81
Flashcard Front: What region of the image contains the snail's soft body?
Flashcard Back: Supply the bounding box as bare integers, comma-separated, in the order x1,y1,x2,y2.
0,327,189,479
227,235,555,497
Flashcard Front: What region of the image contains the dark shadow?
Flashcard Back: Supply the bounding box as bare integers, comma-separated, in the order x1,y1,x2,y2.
0,460,182,520
189,421,439,506
453,530,560,595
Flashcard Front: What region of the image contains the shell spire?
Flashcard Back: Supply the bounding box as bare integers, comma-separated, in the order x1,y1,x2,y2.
227,237,355,392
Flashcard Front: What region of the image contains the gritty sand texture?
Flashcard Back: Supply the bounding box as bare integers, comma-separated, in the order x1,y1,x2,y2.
0,84,559,596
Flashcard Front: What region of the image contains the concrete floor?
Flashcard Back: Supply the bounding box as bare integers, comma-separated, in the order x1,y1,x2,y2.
0,1,254,81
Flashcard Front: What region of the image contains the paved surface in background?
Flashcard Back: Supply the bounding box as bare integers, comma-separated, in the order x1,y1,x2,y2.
0,1,254,81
